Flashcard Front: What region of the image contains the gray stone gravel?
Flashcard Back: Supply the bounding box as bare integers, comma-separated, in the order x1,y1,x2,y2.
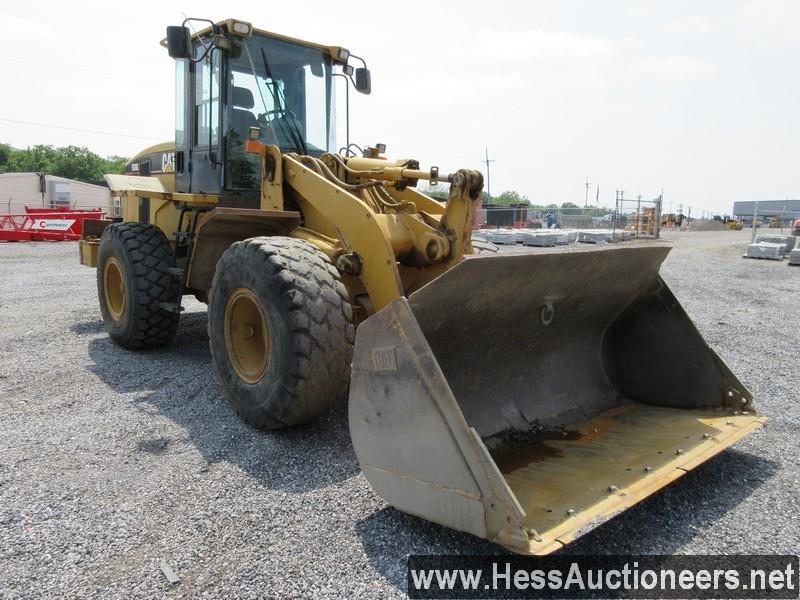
0,230,797,597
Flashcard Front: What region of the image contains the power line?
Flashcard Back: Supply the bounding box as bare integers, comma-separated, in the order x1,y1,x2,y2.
0,118,164,141
0,54,170,88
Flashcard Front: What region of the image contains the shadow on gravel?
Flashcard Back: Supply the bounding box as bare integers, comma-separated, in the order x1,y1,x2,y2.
356,448,778,592
85,310,359,493
70,320,104,334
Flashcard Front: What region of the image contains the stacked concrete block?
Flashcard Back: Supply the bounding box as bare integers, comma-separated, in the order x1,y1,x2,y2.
560,230,579,244
578,230,609,244
485,229,517,245
522,233,560,247
789,248,800,265
554,232,571,245
514,230,532,244
512,231,536,245
755,235,796,255
745,242,785,260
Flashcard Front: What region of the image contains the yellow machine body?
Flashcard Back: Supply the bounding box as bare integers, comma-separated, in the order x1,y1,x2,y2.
84,18,763,554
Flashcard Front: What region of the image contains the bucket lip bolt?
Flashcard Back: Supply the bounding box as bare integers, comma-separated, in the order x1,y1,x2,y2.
540,302,555,326
723,387,752,412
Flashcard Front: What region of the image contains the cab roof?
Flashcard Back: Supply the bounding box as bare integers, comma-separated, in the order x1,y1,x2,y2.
160,18,350,65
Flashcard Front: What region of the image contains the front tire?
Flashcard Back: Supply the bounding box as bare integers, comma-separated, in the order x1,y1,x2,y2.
208,236,354,429
97,222,180,349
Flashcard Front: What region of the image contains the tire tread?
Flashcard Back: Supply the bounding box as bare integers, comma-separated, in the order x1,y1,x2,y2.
99,222,179,349
208,236,353,429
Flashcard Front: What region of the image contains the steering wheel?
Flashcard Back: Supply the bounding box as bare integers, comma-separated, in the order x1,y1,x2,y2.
256,110,286,127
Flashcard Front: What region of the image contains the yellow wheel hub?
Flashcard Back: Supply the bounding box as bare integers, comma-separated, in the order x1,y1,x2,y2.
224,288,270,384
103,257,126,321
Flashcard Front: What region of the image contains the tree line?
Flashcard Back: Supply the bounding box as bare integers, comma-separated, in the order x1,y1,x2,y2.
422,186,612,213
0,143,128,183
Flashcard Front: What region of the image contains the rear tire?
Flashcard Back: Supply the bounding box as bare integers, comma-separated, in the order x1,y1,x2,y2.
208,236,354,429
97,222,180,349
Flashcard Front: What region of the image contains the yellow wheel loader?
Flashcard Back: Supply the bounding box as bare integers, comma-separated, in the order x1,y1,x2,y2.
79,18,764,554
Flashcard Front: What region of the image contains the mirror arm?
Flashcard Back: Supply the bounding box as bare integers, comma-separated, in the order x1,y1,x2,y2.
348,53,367,69
179,17,222,63
341,53,365,88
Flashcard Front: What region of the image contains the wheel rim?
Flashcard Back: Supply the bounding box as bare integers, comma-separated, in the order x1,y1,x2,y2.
103,257,126,321
224,288,270,384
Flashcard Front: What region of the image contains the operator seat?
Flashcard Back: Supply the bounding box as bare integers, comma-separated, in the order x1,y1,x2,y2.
227,87,260,189
230,86,258,141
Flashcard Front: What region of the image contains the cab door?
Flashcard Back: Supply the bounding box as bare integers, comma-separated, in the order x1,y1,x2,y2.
173,59,190,193
188,47,221,194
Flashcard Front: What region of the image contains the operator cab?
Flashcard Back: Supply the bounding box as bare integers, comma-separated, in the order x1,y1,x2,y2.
166,18,370,207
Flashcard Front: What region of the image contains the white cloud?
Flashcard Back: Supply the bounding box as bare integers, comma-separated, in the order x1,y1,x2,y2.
665,14,721,35
476,30,619,64
658,2,800,50
734,0,800,48
633,55,716,83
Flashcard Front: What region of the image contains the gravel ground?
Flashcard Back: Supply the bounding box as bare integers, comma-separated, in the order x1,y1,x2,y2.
0,230,797,597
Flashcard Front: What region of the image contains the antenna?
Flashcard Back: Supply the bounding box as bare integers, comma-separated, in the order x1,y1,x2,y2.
483,148,495,199
182,12,210,54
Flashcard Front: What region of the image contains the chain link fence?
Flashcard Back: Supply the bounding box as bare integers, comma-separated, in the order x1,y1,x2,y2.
473,195,663,240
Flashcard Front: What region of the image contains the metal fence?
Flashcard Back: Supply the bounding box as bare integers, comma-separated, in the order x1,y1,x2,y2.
474,195,663,240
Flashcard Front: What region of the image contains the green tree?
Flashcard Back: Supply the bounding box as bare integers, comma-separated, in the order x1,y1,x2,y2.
0,143,129,181
425,189,449,202
495,190,530,206
102,155,128,175
7,144,58,173
561,202,580,209
0,143,12,173
52,146,106,181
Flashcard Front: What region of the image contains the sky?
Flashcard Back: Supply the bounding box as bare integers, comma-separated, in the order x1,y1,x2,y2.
1,0,798,216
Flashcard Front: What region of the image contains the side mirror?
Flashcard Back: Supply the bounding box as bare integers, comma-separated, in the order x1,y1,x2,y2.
354,67,371,95
166,26,193,59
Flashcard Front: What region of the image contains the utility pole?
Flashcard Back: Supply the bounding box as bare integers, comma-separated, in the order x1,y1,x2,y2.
751,201,759,243
584,174,590,208
636,194,643,238
483,148,495,200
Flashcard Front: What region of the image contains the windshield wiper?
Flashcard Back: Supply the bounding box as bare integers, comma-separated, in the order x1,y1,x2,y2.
260,48,308,155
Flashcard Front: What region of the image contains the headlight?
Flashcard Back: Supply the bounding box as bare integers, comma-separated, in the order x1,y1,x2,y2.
335,47,350,63
231,20,252,36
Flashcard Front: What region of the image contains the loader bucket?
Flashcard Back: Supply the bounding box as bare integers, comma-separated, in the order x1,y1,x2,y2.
349,244,764,554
